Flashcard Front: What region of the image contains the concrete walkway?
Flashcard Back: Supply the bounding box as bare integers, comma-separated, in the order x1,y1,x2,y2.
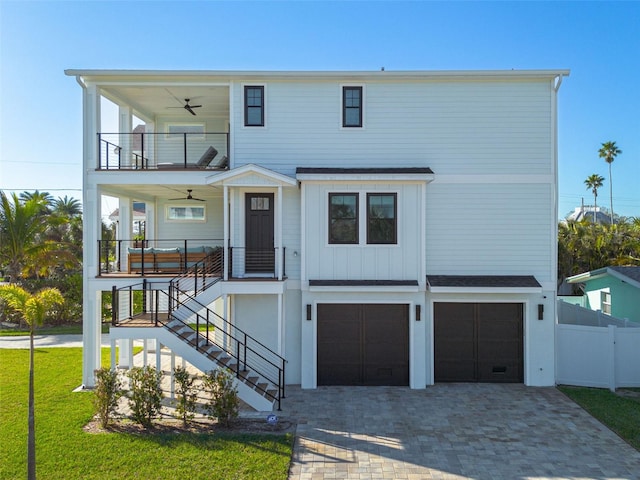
0,334,111,349
281,384,640,480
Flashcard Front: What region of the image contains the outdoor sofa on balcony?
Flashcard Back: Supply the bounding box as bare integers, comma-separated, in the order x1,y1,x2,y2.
127,245,222,274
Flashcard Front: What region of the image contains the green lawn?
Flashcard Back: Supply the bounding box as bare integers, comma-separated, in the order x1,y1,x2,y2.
0,348,293,479
559,385,640,451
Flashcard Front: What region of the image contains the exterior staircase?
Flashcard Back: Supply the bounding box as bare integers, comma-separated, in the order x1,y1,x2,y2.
111,257,285,411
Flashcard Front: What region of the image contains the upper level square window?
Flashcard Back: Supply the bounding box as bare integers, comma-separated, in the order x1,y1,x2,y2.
244,86,264,126
367,193,397,244
342,86,363,127
329,193,359,244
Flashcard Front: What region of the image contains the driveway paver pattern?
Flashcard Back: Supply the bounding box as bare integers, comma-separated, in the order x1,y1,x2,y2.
281,384,640,480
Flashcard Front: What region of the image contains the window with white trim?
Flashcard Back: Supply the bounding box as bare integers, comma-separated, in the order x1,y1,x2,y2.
601,291,611,315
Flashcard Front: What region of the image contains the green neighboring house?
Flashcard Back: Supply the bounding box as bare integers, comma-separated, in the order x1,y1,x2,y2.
566,266,640,323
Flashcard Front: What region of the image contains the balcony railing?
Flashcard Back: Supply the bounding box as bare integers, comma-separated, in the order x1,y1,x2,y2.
98,239,285,279
97,132,229,170
99,239,223,276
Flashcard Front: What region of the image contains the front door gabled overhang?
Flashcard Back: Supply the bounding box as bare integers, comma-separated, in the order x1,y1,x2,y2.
207,164,297,281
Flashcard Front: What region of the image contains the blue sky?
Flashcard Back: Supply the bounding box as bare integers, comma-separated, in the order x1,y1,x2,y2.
1,0,638,219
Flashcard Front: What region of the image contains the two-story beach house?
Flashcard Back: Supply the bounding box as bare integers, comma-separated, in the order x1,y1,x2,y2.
67,68,568,410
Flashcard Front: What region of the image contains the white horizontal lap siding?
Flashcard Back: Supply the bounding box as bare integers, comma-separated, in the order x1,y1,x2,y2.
425,183,553,281
232,79,552,175
156,197,224,243
304,183,421,281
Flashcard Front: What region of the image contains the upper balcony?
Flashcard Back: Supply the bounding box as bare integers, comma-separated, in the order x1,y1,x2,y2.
98,132,229,171
91,82,231,171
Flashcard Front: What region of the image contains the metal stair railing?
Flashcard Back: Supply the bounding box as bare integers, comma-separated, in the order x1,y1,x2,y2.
111,264,286,409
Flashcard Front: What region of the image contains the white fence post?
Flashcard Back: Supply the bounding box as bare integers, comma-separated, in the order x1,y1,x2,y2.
608,325,616,392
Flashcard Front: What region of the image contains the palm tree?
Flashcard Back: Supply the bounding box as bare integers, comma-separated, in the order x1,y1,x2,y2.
598,141,622,225
0,284,64,480
51,196,82,218
19,190,53,215
0,191,53,282
584,174,605,223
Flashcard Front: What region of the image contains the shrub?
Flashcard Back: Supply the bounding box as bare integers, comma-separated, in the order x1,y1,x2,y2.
203,368,239,426
127,366,163,427
93,367,123,428
173,365,197,426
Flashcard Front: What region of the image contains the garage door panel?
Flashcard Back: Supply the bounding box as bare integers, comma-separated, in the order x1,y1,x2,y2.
317,304,409,386
434,305,476,382
435,302,523,383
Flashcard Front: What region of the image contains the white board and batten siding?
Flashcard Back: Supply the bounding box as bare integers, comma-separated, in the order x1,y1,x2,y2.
303,182,424,282
231,79,554,177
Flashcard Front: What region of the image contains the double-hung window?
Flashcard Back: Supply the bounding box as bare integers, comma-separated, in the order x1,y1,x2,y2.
329,193,359,244
244,86,264,126
601,291,611,315
367,193,397,244
342,86,363,127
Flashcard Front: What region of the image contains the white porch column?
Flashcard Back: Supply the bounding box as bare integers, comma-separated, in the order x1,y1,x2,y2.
156,342,162,373
277,292,285,356
277,185,283,281
170,351,176,398
118,105,132,167
223,185,229,281
81,83,101,387
145,203,155,245
145,122,155,167
118,338,132,368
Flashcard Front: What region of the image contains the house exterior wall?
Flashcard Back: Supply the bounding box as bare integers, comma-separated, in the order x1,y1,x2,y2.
231,79,553,176
425,182,555,282
70,69,565,390
583,276,640,323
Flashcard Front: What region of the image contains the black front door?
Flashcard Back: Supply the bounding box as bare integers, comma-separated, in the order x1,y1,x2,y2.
245,193,274,273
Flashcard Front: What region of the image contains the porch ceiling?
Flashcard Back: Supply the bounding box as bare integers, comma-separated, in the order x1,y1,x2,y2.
99,85,230,121
101,184,223,203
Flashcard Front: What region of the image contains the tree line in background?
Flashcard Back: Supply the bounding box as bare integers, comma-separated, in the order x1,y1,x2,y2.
0,190,84,325
1,185,640,328
558,218,640,290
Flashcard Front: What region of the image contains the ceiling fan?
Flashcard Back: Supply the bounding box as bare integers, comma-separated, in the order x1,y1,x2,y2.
169,189,206,202
175,98,201,116
166,90,203,115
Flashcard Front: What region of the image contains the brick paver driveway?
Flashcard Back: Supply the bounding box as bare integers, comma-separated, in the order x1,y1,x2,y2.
282,384,640,480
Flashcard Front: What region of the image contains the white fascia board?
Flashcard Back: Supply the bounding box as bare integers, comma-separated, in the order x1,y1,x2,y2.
309,285,421,293
65,69,570,82
566,270,607,284
206,164,297,187
428,286,543,294
297,173,435,183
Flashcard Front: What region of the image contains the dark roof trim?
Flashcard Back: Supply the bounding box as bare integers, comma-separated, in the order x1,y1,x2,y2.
297,167,434,175
309,280,419,287
427,275,541,289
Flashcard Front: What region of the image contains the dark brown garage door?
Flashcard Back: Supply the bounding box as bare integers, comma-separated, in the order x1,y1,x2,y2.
434,303,523,383
317,304,409,386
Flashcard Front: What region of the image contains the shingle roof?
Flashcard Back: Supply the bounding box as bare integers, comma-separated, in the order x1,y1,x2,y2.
609,266,640,284
426,275,541,288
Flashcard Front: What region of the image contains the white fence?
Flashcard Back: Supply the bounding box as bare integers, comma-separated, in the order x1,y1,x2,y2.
557,298,637,328
556,300,640,390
